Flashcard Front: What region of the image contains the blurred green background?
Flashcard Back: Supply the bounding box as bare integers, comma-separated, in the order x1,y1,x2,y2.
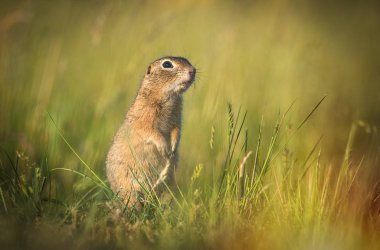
1,0,379,194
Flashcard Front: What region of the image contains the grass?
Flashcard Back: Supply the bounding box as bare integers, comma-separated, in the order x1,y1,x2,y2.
1,0,379,249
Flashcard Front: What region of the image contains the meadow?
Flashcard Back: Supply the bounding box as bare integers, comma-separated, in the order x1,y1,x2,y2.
0,0,379,249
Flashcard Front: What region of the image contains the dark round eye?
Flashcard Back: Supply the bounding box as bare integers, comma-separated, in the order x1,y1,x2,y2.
162,61,173,68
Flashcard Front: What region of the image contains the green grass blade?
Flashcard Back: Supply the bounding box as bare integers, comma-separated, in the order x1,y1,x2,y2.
47,112,108,189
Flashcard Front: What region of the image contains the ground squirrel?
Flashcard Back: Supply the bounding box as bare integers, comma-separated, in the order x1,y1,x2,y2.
106,56,196,207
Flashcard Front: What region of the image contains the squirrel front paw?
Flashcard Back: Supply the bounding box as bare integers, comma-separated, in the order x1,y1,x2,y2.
157,144,171,158
146,135,171,158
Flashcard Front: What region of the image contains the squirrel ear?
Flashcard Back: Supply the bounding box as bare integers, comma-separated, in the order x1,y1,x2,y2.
146,65,151,75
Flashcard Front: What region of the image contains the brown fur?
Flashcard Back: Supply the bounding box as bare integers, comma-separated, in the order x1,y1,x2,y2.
106,56,196,207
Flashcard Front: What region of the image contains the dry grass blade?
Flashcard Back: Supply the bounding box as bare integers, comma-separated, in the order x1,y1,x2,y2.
239,151,252,198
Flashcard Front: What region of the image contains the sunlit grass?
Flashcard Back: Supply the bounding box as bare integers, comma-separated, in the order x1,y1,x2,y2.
0,0,379,249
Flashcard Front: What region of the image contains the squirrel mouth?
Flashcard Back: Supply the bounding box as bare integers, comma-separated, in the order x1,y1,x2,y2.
176,68,196,93
183,74,195,89
180,82,192,91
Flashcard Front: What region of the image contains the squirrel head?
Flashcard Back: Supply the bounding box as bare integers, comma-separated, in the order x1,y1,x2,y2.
141,56,196,98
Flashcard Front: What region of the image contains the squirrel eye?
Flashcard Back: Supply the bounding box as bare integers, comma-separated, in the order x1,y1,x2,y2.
162,61,173,68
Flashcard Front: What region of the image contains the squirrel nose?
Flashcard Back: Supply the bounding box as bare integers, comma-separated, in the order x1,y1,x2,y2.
189,67,196,76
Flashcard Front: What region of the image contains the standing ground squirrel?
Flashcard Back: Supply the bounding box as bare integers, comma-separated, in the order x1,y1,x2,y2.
106,56,196,207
